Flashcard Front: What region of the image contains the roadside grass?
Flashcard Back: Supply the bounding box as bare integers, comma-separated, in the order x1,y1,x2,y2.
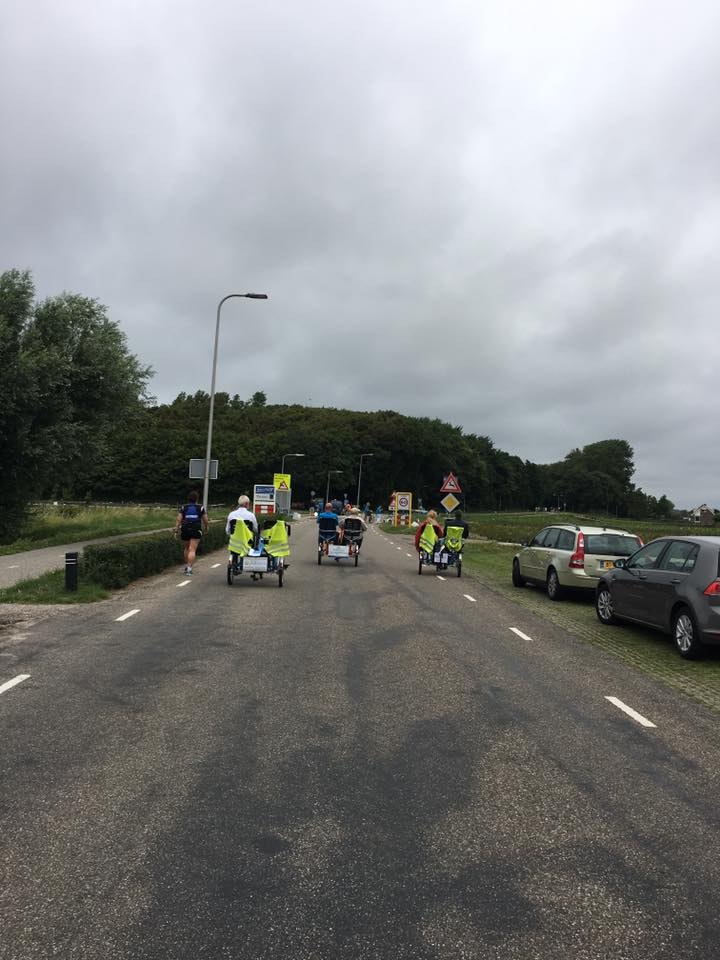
461,542,720,714
0,505,178,556
0,569,109,604
385,513,720,546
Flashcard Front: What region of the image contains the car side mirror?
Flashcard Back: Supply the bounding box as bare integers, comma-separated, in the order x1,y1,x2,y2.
614,558,626,569
521,540,528,547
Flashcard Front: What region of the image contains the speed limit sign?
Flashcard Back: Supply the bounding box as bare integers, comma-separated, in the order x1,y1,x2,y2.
393,491,413,525
397,494,410,510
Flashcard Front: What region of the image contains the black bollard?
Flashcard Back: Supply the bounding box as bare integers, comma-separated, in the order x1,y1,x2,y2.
65,552,79,592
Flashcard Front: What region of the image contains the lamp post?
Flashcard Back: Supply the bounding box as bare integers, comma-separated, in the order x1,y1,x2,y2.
281,452,305,474
356,452,374,508
325,470,343,505
203,292,268,509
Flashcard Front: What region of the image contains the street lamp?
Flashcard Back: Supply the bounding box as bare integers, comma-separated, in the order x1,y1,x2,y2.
325,469,343,505
281,452,305,474
203,292,268,509
356,452,374,508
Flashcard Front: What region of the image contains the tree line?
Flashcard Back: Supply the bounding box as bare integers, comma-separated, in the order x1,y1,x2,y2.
1,269,676,543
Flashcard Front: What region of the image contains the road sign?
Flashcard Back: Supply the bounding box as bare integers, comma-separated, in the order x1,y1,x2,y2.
440,472,462,494
393,491,413,526
188,459,218,480
441,493,460,513
253,483,276,515
273,473,291,492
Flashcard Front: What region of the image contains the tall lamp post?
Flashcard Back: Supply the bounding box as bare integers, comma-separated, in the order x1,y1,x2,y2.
281,452,305,474
203,292,268,509
325,469,343,505
356,452,374,508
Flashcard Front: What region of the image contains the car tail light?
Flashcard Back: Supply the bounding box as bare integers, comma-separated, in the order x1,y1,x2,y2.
703,580,720,596
569,531,585,569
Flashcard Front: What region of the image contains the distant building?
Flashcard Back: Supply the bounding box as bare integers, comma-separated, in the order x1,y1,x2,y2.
690,504,715,526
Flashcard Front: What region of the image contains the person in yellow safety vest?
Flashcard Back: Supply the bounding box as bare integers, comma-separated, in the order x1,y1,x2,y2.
415,509,443,555
228,514,255,566
261,518,291,562
443,510,470,553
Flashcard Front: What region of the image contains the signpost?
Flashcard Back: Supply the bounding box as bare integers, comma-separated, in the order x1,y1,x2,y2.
273,473,292,516
253,483,276,516
189,458,218,480
440,473,462,513
394,491,413,526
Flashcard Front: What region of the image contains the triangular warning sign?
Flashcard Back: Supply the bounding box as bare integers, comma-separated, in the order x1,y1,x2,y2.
277,480,289,492
440,472,462,494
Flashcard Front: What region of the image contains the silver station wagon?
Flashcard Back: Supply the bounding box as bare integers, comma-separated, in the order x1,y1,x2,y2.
512,524,643,601
595,535,720,659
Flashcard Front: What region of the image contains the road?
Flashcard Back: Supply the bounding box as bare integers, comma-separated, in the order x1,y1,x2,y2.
2,520,720,959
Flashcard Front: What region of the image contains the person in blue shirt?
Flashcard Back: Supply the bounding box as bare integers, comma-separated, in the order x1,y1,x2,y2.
317,502,340,545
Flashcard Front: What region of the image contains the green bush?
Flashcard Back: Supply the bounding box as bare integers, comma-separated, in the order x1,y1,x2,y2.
82,522,229,588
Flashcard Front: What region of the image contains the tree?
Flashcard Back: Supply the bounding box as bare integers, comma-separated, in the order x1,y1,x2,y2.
0,270,152,541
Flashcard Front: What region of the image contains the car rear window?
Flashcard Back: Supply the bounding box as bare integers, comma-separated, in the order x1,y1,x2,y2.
585,534,641,556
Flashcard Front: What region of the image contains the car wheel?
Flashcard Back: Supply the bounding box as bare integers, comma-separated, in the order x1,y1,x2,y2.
512,559,526,588
596,585,616,624
673,607,703,659
546,567,564,601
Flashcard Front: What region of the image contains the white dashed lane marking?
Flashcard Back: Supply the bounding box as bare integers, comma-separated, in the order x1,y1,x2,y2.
463,594,477,602
605,696,656,728
211,563,222,568
0,674,30,696
437,576,446,581
510,627,534,642
115,609,140,622
176,580,191,588
406,553,413,558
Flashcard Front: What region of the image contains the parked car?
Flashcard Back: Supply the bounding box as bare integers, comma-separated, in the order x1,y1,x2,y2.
512,524,643,600
595,536,720,658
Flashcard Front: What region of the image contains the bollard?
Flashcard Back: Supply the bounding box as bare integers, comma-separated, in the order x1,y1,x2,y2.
65,551,79,592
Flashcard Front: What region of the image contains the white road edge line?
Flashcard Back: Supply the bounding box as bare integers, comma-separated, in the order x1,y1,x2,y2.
463,594,477,602
0,674,30,696
211,563,222,568
510,627,534,642
605,696,656,728
176,580,191,588
437,576,447,581
115,609,140,622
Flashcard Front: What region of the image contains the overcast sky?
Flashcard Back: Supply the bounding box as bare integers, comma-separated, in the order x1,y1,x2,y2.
2,0,718,507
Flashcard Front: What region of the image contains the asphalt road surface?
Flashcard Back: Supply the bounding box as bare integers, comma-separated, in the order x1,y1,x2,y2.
2,520,720,959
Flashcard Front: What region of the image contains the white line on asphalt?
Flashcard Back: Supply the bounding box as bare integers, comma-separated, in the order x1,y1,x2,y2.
605,696,656,728
8,564,19,569
397,546,402,551
115,609,140,622
437,576,446,581
463,594,477,602
510,627,534,642
0,674,30,696
176,580,191,588
406,553,413,557
211,563,222,568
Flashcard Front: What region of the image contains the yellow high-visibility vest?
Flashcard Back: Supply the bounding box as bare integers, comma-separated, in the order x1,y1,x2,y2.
419,522,439,554
445,525,464,552
263,521,290,558
229,519,254,556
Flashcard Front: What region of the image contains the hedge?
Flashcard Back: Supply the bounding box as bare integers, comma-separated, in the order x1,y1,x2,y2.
82,522,229,589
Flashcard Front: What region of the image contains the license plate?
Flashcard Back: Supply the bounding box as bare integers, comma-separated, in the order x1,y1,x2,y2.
599,560,614,569
243,557,268,572
434,552,448,563
328,544,350,557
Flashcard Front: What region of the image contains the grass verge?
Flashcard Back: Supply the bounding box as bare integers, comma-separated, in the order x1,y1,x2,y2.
0,569,109,604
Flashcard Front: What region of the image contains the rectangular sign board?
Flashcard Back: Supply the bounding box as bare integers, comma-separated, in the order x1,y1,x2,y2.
253,484,275,503
273,473,291,492
189,459,218,480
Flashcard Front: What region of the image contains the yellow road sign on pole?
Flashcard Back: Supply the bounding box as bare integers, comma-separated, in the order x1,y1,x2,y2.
273,473,291,492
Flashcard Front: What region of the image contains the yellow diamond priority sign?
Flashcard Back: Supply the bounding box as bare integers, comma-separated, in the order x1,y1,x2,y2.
441,493,460,513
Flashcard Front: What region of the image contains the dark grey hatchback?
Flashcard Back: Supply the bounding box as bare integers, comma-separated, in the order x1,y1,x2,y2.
595,536,720,658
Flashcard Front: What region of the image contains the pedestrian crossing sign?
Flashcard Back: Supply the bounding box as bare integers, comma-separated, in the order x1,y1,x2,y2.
440,472,462,494
273,473,291,492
